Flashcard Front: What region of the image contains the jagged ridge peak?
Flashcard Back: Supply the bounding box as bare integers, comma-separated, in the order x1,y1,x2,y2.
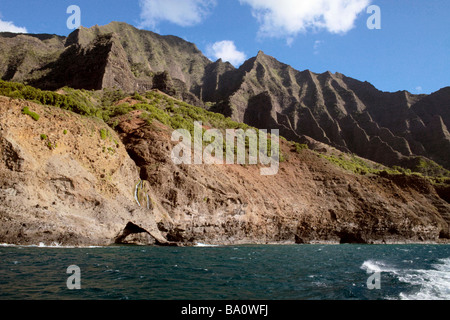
66,21,204,55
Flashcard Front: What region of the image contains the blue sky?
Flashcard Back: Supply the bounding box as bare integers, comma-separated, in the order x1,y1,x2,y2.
0,0,448,94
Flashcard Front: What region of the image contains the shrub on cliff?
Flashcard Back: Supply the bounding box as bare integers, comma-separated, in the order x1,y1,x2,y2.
21,106,40,121
1,80,96,116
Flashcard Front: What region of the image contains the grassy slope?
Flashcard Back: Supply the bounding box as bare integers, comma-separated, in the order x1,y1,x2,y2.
1,79,449,186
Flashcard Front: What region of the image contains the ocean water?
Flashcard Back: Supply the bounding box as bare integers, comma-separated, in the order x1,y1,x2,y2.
0,244,448,300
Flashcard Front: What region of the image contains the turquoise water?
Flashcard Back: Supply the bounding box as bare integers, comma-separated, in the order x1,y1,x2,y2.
0,244,449,300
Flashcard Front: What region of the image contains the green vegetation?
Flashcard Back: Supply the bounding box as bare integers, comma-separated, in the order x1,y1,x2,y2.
319,153,379,176
318,152,421,177
130,62,153,78
102,146,116,155
293,142,309,153
4,79,449,182
1,80,254,137
21,106,40,121
430,176,450,186
132,91,145,102
38,133,57,150
100,88,126,107
413,158,450,177
100,128,109,140
319,152,450,187
2,80,95,116
63,129,68,135
46,140,57,150
101,90,251,135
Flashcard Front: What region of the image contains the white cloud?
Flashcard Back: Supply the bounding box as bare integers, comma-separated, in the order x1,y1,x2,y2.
415,86,423,93
240,0,370,38
286,37,294,47
206,40,247,66
314,40,324,54
139,0,217,29
314,40,323,49
0,18,27,33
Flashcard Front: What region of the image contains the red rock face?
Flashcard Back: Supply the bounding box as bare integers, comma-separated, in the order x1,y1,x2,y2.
114,111,450,245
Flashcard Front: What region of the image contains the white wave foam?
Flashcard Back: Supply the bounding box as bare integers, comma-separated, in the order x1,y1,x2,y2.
0,242,102,249
361,260,397,274
362,258,450,300
399,258,450,300
0,243,18,247
194,242,219,247
433,258,450,272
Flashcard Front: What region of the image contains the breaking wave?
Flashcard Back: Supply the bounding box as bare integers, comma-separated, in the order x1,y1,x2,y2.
398,258,450,300
361,258,450,300
194,242,219,247
361,260,398,273
0,242,102,248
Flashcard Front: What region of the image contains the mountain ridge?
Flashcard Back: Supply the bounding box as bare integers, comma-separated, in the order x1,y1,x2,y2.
1,21,449,172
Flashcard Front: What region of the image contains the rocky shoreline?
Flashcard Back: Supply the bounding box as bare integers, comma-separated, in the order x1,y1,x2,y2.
2,238,449,249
